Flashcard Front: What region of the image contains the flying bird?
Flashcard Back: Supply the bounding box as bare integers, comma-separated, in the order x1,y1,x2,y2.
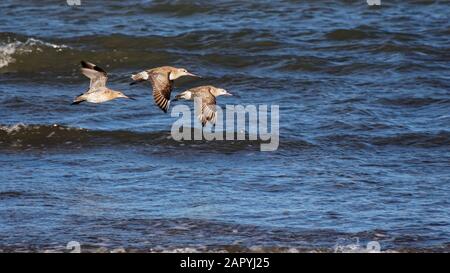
174,85,232,126
130,66,198,113
72,61,134,105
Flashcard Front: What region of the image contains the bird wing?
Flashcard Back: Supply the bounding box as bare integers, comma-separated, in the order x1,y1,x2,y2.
80,61,108,90
193,91,217,126
149,71,172,113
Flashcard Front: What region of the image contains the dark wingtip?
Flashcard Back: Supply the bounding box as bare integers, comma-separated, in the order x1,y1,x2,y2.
129,81,138,86
94,65,107,75
80,60,107,75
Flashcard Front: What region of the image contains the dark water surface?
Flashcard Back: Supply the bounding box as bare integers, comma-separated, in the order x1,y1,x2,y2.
0,0,449,252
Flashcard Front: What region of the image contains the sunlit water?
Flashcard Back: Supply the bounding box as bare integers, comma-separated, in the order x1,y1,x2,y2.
0,0,449,252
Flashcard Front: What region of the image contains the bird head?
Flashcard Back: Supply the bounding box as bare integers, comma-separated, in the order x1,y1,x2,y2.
169,68,199,80
211,87,232,97
114,91,135,100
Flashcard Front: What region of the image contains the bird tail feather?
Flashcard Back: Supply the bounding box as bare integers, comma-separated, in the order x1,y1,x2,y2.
71,95,86,105
130,71,149,85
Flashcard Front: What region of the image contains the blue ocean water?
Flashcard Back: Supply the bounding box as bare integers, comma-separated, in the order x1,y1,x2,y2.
0,0,449,252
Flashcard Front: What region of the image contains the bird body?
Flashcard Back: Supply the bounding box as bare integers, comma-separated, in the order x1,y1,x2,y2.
174,85,232,126
72,61,133,105
130,66,198,113
72,87,129,104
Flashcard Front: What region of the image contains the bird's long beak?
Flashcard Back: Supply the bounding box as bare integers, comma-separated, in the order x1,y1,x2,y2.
185,72,201,78
224,92,233,96
124,95,136,100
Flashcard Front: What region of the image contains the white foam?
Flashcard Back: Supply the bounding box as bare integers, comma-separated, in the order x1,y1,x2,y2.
0,123,82,135
0,38,67,69
162,247,201,253
0,123,26,134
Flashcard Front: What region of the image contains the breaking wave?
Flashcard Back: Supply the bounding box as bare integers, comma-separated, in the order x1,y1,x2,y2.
1,123,449,151
0,36,67,69
0,123,278,152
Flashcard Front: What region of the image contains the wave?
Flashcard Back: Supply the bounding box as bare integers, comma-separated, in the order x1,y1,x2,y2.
324,24,425,42
0,35,67,69
0,123,284,152
140,1,217,17
0,215,446,252
0,190,57,201
1,123,448,151
377,97,450,107
325,28,378,41
0,191,23,199
0,31,283,75
0,123,169,148
4,245,448,253
319,131,450,148
0,28,442,78
371,132,450,147
0,245,389,253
